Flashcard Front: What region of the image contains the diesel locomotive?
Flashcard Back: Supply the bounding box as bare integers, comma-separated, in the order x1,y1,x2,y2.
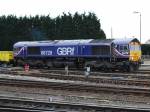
13,38,142,72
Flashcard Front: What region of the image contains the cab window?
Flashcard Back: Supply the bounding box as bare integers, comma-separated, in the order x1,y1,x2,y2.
13,47,21,52
130,44,141,51
119,45,128,52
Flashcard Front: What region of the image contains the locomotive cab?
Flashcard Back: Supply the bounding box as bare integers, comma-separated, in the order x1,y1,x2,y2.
129,42,141,62
113,38,141,71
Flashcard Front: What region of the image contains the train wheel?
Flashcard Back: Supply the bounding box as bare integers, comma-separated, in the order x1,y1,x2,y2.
128,65,134,72
46,61,53,68
134,64,139,71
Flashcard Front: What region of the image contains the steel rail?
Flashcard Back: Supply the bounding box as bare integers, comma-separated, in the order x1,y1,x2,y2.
0,107,46,112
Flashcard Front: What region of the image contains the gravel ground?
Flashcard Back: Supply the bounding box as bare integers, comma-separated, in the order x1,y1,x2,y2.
0,61,150,110
139,59,150,70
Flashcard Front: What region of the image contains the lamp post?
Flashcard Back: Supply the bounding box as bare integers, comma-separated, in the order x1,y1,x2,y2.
133,11,141,43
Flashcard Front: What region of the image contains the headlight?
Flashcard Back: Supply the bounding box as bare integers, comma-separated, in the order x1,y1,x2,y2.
132,56,134,60
130,56,134,60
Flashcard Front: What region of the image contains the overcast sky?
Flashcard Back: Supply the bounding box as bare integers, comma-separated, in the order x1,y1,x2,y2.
0,0,149,43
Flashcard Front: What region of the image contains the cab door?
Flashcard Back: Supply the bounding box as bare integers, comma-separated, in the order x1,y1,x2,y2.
23,45,27,58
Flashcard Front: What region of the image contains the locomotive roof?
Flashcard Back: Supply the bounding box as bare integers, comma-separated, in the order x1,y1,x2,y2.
55,39,93,45
113,38,140,44
14,39,114,47
14,41,56,47
55,39,113,45
90,39,113,43
14,38,140,47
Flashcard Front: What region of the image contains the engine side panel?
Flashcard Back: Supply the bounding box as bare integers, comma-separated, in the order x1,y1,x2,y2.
14,44,112,58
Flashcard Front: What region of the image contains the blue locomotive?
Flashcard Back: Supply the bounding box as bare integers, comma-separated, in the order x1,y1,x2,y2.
13,38,141,71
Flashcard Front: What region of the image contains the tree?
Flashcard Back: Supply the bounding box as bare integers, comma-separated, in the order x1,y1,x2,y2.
0,12,106,50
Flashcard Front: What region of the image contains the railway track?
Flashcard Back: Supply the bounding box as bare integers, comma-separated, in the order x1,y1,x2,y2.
0,74,150,94
0,67,150,111
0,96,149,112
0,67,150,94
0,107,44,112
2,65,150,76
1,67,150,80
1,68,150,88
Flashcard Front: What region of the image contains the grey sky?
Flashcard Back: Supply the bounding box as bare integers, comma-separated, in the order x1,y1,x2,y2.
0,0,149,43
